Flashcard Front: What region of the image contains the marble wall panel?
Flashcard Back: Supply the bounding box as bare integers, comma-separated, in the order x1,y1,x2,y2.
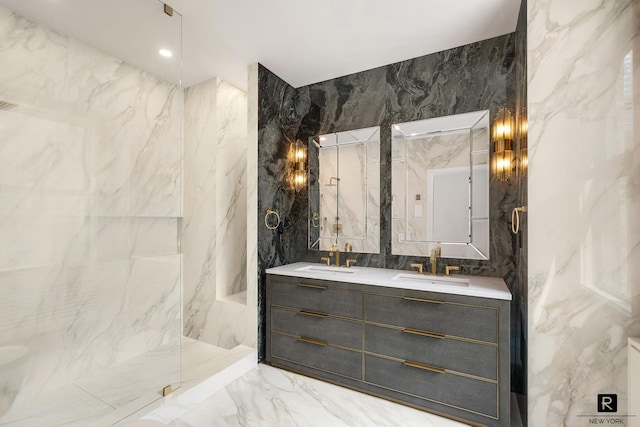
92,71,182,218
96,217,178,262
215,80,248,297
183,76,257,350
257,34,520,393
0,4,182,414
0,6,182,219
528,0,640,423
183,78,218,344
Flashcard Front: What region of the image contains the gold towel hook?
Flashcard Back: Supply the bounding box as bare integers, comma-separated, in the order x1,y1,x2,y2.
511,206,527,234
264,210,281,230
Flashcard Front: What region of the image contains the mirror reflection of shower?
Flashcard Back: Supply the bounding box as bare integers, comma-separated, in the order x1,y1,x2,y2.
308,126,381,254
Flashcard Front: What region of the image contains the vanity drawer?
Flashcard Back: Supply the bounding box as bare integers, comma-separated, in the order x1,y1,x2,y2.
364,293,498,343
365,324,497,380
271,333,362,380
270,277,362,319
365,354,498,418
271,307,362,350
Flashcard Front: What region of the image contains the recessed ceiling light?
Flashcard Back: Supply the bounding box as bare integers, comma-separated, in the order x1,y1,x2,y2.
159,49,173,58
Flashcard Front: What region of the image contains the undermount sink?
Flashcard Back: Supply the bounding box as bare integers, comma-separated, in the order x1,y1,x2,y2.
391,273,469,287
295,265,356,274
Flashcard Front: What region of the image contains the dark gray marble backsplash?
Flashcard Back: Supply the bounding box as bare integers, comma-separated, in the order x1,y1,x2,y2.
258,33,524,392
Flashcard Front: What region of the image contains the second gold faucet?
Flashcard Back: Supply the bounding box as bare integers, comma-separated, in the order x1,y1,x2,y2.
329,243,340,267
429,245,441,275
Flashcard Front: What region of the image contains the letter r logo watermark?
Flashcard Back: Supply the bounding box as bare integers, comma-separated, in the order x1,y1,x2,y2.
597,394,617,413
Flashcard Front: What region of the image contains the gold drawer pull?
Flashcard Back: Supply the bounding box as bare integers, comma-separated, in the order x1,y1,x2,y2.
298,310,328,318
402,296,444,305
297,283,328,290
403,360,446,374
298,336,328,346
403,328,446,339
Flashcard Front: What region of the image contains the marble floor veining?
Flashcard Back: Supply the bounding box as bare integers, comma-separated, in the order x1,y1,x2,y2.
0,338,254,427
2,346,522,427
141,364,524,427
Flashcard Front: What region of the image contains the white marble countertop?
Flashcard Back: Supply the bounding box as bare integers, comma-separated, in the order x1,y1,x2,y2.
266,262,511,301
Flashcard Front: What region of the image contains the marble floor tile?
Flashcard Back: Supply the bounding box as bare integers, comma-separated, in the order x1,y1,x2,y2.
137,346,256,426
166,364,469,427
75,340,183,410
0,384,113,427
95,340,255,426
0,338,254,427
3,351,522,427
78,337,243,412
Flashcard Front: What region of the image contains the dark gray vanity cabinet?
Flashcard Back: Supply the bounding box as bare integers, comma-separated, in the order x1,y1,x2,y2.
266,276,364,382
266,274,510,427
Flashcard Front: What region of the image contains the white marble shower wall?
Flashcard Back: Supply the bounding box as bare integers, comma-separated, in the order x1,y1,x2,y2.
528,0,640,424
183,76,257,350
0,4,182,411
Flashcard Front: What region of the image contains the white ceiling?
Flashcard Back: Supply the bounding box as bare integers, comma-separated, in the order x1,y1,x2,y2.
0,0,521,90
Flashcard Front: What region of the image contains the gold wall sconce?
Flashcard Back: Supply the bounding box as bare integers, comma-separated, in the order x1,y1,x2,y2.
288,139,307,189
492,107,514,182
519,109,528,176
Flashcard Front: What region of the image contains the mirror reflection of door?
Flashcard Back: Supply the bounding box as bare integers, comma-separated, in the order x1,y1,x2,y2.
392,110,490,260
398,126,470,243
428,166,470,243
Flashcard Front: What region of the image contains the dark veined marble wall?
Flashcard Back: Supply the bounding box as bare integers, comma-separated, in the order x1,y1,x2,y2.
258,33,524,392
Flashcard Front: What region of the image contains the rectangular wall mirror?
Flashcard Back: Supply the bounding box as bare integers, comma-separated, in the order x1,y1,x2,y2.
308,126,380,254
391,111,490,260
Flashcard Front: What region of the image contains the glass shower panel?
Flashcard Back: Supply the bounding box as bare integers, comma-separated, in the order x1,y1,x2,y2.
0,0,182,424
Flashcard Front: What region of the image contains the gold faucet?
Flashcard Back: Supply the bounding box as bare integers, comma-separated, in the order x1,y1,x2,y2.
329,243,340,267
430,245,441,275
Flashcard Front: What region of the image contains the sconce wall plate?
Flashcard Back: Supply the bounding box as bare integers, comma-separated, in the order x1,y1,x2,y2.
492,107,514,182
519,107,528,176
288,139,307,190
